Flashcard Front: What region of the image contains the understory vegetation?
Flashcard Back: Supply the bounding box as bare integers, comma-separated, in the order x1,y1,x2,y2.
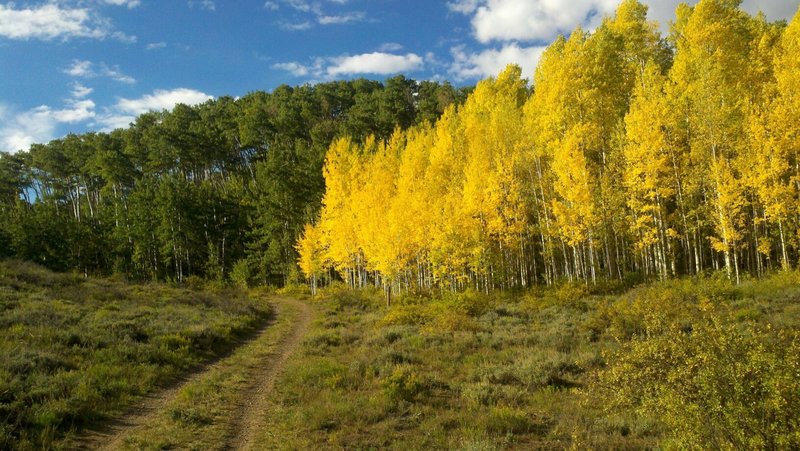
257,271,800,449
0,259,271,450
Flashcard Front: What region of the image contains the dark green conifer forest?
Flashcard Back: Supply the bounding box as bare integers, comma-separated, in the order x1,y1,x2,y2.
0,77,470,285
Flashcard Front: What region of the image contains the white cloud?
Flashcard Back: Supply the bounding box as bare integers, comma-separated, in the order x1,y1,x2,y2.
0,106,56,153
379,42,404,52
63,60,136,84
272,62,310,77
469,0,619,43
274,52,423,79
97,114,135,131
70,82,94,98
281,21,313,30
116,88,213,116
451,0,800,44
286,0,320,14
105,67,136,84
52,99,96,123
327,52,424,76
0,3,134,42
0,3,105,40
450,43,545,80
64,60,93,77
102,0,142,9
111,30,137,43
146,41,167,50
94,88,214,131
447,0,480,14
0,96,97,153
188,1,217,11
318,12,365,24
276,0,365,29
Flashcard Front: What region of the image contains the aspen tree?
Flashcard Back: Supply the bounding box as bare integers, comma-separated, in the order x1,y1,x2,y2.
668,0,754,282
296,223,324,295
623,60,676,278
766,7,800,268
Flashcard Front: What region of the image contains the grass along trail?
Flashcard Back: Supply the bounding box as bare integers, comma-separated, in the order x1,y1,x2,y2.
76,295,312,450
229,296,312,450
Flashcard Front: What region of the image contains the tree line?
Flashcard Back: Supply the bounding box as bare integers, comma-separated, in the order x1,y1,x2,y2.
0,77,470,284
298,0,800,298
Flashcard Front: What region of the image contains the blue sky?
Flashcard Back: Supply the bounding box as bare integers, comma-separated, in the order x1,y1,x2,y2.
1,0,798,153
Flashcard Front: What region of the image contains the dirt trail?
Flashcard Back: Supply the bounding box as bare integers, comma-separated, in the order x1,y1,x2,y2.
78,296,311,451
227,296,312,450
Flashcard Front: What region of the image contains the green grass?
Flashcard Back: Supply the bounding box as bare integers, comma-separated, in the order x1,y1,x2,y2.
255,274,800,449
0,259,271,450
117,295,302,450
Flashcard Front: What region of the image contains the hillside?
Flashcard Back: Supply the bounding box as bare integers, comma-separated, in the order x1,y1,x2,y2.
0,259,271,449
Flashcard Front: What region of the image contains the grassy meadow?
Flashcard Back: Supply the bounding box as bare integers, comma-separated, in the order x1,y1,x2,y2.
0,260,271,450
256,273,800,449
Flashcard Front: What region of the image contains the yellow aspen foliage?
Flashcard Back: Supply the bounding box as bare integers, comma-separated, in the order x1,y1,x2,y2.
389,124,434,272
460,65,528,276
623,60,675,276
667,0,756,281
551,126,597,248
426,105,471,284
296,223,324,293
317,137,363,279
354,131,402,281
296,0,796,292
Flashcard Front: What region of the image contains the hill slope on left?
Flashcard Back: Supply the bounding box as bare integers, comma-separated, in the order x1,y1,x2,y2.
0,260,271,450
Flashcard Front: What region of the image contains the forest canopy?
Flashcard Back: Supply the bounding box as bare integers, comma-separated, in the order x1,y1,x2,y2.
0,77,470,285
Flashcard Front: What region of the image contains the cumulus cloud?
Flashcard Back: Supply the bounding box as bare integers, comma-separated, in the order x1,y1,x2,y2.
0,98,97,153
102,0,142,9
63,60,136,84
447,0,480,14
146,41,167,50
273,52,424,79
449,0,800,43
452,0,619,43
52,99,96,123
0,3,134,41
116,88,213,116
97,88,213,131
275,0,365,29
450,43,545,80
0,106,57,153
0,3,106,40
327,52,424,76
272,62,310,77
70,82,94,98
286,0,320,14
281,21,313,30
318,12,365,25
1,87,214,152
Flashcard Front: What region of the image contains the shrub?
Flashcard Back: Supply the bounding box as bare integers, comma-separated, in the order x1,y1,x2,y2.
229,259,252,289
319,283,380,310
593,311,800,449
382,364,426,402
